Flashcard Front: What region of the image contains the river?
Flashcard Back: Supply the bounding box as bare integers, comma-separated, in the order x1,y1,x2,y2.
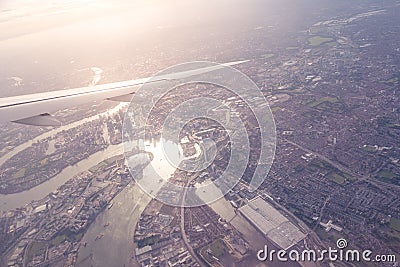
0,116,285,266
0,144,123,211
0,103,126,167
76,182,152,267
0,104,126,212
76,138,179,267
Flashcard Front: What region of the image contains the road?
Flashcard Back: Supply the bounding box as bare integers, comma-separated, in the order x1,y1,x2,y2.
180,173,206,267
283,139,360,179
283,138,399,195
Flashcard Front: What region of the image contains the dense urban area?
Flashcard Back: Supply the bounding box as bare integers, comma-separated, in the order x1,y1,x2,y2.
0,1,399,267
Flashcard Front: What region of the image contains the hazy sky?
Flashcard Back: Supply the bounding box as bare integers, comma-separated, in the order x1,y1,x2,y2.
0,0,385,97
1,0,287,97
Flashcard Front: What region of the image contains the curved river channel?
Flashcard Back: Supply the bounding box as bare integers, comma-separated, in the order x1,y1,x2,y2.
0,105,147,267
0,104,126,212
0,109,179,266
0,110,237,267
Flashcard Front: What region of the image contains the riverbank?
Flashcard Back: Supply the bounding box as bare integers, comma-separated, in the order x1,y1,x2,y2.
0,144,123,212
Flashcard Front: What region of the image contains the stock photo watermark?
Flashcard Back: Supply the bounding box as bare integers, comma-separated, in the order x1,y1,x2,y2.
257,238,397,264
122,61,276,207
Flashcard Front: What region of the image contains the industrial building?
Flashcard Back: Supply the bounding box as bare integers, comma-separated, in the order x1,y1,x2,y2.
239,196,306,250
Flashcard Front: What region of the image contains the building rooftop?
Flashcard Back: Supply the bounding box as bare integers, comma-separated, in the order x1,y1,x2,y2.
239,197,306,250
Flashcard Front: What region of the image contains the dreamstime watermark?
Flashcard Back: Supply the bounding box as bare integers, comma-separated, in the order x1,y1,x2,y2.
257,238,397,263
122,61,276,207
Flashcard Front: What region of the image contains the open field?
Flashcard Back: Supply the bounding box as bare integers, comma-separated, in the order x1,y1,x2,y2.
362,145,377,153
377,170,398,180
389,218,400,232
328,172,346,185
306,96,339,108
199,238,229,265
382,77,399,86
308,36,334,46
26,241,46,263
13,167,26,179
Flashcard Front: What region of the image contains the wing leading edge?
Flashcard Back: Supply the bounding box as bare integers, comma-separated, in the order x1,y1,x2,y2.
0,60,248,126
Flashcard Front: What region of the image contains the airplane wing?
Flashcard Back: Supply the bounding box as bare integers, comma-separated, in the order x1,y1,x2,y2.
0,60,248,126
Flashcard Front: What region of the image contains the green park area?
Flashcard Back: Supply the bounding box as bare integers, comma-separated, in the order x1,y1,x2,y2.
200,238,228,264
375,169,399,186
377,170,398,180
261,53,275,59
26,241,46,263
89,161,107,173
310,159,354,185
303,96,346,113
328,173,346,185
50,234,67,246
209,239,227,257
328,171,355,185
25,233,71,264
271,106,282,113
308,36,334,46
386,123,400,130
159,204,178,227
137,235,161,248
373,219,400,261
382,77,399,86
306,96,339,108
13,167,26,179
362,145,377,153
389,218,400,232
